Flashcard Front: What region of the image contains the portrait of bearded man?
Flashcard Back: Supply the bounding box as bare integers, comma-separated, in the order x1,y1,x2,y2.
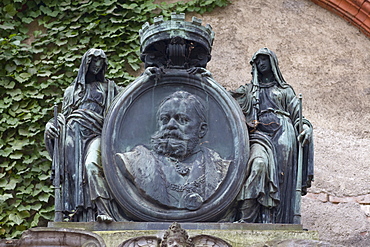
115,91,230,210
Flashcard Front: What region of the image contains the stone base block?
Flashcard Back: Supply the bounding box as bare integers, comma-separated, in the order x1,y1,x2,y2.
1,222,319,247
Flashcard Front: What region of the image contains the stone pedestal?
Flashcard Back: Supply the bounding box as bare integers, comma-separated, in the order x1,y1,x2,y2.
0,222,319,246
51,222,317,247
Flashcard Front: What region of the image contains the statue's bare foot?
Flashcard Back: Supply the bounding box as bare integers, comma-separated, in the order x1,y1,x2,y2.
97,214,113,223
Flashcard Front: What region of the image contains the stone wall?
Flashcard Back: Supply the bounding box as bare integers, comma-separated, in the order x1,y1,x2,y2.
191,0,370,245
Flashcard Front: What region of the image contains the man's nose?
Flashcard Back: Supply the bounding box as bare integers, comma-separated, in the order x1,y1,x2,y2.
166,118,178,129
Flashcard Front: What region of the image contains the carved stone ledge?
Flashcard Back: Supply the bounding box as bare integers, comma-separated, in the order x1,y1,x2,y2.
0,227,106,247
0,223,318,247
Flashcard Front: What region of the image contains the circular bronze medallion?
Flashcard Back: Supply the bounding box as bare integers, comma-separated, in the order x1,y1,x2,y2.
102,69,249,221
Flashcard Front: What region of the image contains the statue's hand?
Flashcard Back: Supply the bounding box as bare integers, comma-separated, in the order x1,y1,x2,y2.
297,124,312,147
97,214,113,223
187,67,212,77
144,66,164,81
45,122,59,139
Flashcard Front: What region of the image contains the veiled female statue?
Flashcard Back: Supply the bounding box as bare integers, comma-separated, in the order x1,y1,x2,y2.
45,48,126,222
231,48,314,223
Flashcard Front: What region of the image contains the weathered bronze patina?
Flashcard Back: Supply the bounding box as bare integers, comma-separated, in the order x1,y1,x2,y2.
101,14,249,221
102,70,248,222
115,91,231,211
231,48,314,224
44,48,127,222
45,14,313,225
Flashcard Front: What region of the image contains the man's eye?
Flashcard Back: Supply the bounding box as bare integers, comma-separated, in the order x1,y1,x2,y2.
161,116,169,124
177,116,189,124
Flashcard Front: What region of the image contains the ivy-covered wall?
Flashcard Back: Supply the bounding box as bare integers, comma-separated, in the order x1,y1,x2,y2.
0,0,230,239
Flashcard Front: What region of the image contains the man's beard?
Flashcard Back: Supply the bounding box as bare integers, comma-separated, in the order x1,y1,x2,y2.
151,129,199,160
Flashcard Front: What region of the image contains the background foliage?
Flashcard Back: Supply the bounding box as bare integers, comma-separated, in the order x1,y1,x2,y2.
0,0,230,239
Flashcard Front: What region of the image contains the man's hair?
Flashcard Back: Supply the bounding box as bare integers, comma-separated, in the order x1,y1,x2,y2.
157,91,207,123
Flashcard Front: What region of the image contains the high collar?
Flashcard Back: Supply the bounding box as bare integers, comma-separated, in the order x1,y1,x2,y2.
258,80,277,88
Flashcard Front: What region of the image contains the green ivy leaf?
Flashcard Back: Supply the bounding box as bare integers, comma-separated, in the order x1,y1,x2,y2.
22,17,34,24
30,213,40,227
0,194,13,202
9,152,22,160
4,179,18,190
4,4,17,17
38,193,51,202
16,186,33,196
2,80,16,89
29,9,41,18
0,23,15,30
38,71,52,77
20,72,32,80
55,39,68,46
7,88,21,96
5,63,16,73
32,202,42,211
18,211,30,219
0,147,13,157
8,213,24,225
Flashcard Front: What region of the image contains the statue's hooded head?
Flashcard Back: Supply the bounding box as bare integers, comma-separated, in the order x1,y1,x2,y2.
75,48,108,87
71,48,109,107
250,47,288,88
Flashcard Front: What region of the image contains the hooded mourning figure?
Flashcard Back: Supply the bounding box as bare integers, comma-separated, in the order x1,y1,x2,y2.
231,48,314,223
45,48,126,222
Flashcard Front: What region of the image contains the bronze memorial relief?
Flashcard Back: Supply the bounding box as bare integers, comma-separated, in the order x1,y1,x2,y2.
102,14,249,222
114,91,231,211
45,13,313,229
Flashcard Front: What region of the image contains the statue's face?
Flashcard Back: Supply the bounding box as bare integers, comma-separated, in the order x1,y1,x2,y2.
255,54,272,75
166,237,186,247
88,56,105,75
158,98,202,141
151,97,205,158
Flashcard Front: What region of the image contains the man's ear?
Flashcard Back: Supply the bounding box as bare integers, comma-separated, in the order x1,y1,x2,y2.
198,122,208,138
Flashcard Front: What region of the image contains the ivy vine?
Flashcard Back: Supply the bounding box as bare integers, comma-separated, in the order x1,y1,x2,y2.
0,0,230,239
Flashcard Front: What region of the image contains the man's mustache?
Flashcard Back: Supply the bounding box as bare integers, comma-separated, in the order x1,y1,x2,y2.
151,129,190,141
151,129,188,157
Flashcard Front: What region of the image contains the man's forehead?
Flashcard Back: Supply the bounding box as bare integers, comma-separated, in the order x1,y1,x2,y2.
159,98,192,111
162,97,186,106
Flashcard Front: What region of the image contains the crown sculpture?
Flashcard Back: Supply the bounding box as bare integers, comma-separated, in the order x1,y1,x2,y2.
139,13,215,69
